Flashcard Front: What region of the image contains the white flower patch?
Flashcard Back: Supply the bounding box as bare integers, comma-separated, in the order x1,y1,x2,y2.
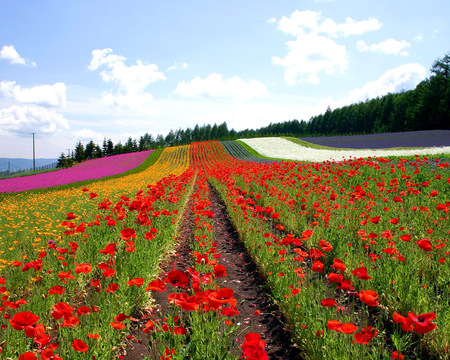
239,137,450,162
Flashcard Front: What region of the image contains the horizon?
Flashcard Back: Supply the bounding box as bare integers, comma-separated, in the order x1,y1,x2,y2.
1,0,449,158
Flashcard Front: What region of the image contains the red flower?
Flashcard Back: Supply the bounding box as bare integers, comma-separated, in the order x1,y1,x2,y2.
48,285,65,295
127,278,145,287
165,270,189,288
72,339,88,353
241,333,268,360
358,290,379,307
74,263,92,274
332,258,346,271
9,311,40,331
416,239,433,252
170,292,200,311
311,260,324,273
213,264,227,278
145,279,166,292
88,333,100,339
327,272,343,283
391,350,404,359
352,326,378,344
407,312,436,334
352,266,371,280
320,298,337,307
105,283,119,293
18,353,37,360
120,228,136,241
207,288,236,309
393,312,414,331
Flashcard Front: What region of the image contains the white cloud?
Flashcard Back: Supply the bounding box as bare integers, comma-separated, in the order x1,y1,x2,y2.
273,33,347,84
341,63,427,105
0,81,67,107
167,62,188,71
357,38,411,56
267,17,277,23
0,45,36,66
413,31,423,42
74,128,104,143
88,48,166,112
175,73,269,101
277,10,381,38
0,105,69,136
273,10,380,84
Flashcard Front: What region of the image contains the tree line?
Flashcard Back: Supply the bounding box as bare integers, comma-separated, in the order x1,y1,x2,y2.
58,51,449,168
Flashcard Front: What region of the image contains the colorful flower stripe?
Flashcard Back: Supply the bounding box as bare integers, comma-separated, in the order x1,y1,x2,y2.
0,150,154,193
240,137,450,162
0,146,193,358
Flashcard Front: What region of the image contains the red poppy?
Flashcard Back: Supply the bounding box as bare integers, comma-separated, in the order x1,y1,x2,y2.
332,258,346,271
51,302,75,320
72,339,88,353
48,285,65,295
74,263,92,274
164,270,189,288
391,350,404,359
9,311,40,331
352,267,371,280
311,260,324,273
213,264,227,278
89,192,98,199
399,234,411,242
358,290,379,307
320,298,337,307
18,353,37,360
127,278,145,287
105,283,119,293
301,229,314,240
110,321,126,330
66,212,76,220
352,326,378,344
207,288,236,309
145,279,166,292
241,332,268,360
143,320,155,334
120,228,136,241
393,312,414,331
327,272,343,283
170,292,200,311
76,306,91,316
40,349,63,360
99,243,117,255
88,333,100,339
416,239,433,252
407,312,436,334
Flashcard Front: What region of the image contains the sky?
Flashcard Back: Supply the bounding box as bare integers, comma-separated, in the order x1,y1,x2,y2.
0,0,449,159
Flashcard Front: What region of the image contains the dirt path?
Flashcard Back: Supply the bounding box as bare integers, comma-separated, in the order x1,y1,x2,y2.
121,185,301,359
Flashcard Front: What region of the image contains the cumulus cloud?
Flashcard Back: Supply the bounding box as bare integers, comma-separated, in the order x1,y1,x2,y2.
0,45,36,66
88,48,166,111
174,73,269,101
0,81,67,107
277,10,381,38
0,105,69,136
273,10,381,84
343,63,427,104
357,38,411,56
74,128,104,142
167,62,188,71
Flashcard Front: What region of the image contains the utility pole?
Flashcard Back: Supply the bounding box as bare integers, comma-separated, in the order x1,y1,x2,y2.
31,132,36,171
28,132,36,170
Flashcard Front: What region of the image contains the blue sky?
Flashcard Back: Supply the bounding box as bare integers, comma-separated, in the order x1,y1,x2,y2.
0,0,448,158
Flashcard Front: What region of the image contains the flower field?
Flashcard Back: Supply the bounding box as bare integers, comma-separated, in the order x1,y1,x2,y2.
240,137,450,162
0,139,449,359
0,150,154,194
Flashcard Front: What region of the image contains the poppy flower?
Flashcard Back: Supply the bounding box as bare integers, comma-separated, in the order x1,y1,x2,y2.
241,332,268,360
352,267,371,280
120,228,136,241
40,349,63,360
311,260,324,273
391,350,404,359
207,288,236,309
393,312,414,331
171,292,200,311
328,272,343,283
321,298,337,307
126,278,145,287
164,270,189,288
105,283,119,293
48,286,65,295
358,290,379,307
72,339,88,353
416,239,433,252
18,353,37,360
76,306,91,316
407,312,436,334
145,279,166,292
213,264,227,278
88,333,100,339
352,326,378,344
332,258,346,271
9,311,40,331
74,263,92,274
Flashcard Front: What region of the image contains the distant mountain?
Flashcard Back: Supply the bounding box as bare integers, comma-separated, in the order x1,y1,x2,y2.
0,158,58,172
